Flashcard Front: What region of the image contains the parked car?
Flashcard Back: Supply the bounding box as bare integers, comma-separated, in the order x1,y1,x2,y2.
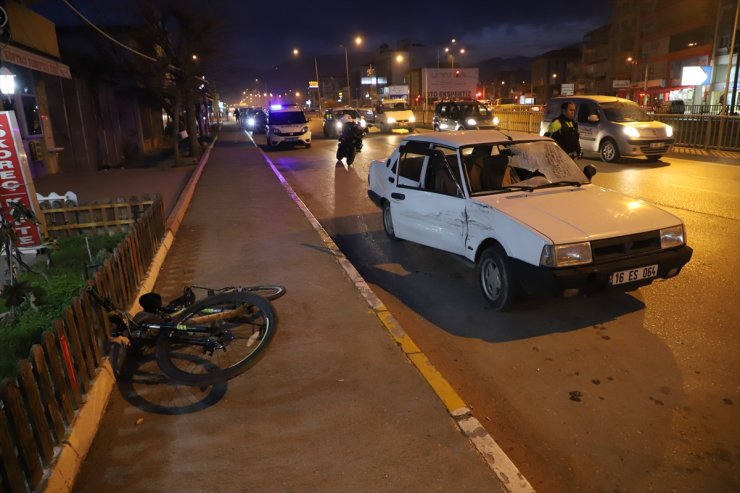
266,103,311,148
373,99,415,133
433,100,499,131
322,107,366,138
357,106,376,124
367,130,692,310
245,107,267,133
540,96,674,163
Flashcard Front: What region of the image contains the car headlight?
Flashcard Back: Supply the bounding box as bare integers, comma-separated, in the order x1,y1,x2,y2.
623,126,640,138
466,118,477,126
540,242,593,267
387,116,396,124
665,125,673,137
360,119,366,128
247,117,255,126
409,115,416,122
493,116,500,126
660,225,685,248
335,121,343,130
301,126,309,133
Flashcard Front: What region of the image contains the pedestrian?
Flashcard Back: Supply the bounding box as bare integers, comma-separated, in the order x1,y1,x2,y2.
233,108,241,127
545,101,582,158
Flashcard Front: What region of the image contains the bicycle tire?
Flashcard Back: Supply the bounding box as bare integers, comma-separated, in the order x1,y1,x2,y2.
155,292,277,386
243,285,286,301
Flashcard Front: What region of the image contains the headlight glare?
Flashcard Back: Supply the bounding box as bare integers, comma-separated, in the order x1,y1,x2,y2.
493,116,500,126
466,118,477,126
660,225,685,248
665,125,673,137
540,242,593,267
335,121,342,130
409,115,416,122
387,116,396,124
623,126,640,138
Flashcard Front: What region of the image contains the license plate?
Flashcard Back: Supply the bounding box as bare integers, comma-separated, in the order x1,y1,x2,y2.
649,142,664,148
610,264,658,286
285,137,298,141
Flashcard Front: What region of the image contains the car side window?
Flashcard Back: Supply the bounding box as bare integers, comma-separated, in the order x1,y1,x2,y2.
397,152,425,188
577,104,593,123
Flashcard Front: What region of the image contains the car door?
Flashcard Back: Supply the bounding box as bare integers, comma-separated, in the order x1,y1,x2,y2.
576,102,599,152
389,144,468,255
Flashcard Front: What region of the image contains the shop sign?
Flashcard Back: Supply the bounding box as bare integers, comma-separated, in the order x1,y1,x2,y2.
0,111,44,248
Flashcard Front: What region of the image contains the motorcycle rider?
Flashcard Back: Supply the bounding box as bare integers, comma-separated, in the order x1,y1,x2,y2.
337,114,364,164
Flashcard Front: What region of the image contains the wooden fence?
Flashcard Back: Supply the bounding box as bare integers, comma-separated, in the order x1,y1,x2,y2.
39,196,157,239
0,195,165,493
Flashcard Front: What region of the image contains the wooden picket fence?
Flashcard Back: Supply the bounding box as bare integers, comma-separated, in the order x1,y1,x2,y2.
0,195,165,493
39,195,157,239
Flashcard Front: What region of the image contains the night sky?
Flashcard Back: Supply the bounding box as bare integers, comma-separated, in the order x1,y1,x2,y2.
30,0,613,102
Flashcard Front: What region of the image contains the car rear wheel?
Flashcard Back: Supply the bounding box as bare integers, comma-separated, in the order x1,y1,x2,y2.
382,202,400,241
599,138,621,163
478,245,517,311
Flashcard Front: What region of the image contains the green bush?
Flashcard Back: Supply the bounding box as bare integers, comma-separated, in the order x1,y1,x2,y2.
0,234,126,379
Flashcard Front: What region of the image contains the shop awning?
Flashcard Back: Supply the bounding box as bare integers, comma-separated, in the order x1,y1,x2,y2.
0,44,71,79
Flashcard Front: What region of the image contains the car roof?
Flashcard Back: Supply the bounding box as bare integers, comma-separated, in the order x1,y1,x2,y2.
402,130,551,148
330,106,356,111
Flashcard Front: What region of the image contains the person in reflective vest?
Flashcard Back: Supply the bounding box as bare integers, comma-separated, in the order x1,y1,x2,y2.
545,101,582,158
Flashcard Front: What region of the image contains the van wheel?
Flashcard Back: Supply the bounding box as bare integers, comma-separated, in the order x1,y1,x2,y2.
599,138,621,163
646,154,662,162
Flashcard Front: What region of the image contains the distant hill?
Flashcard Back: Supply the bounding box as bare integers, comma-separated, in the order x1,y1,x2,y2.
473,56,533,83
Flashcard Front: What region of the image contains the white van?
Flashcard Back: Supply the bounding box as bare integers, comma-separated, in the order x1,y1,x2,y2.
373,99,416,133
540,96,674,162
266,103,311,149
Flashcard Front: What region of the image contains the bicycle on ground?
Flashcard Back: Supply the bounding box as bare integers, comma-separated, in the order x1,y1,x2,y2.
87,284,285,386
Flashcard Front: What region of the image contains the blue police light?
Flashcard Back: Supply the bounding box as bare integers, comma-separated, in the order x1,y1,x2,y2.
270,104,283,110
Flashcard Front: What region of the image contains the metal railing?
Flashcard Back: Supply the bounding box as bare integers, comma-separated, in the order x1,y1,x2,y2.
483,109,740,151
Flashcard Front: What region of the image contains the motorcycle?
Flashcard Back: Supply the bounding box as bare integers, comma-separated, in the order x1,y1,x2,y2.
336,122,364,165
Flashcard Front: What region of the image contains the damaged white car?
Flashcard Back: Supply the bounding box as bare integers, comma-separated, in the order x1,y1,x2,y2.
367,130,693,310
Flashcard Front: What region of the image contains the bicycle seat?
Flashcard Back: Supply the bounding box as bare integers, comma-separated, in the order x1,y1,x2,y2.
138,292,163,313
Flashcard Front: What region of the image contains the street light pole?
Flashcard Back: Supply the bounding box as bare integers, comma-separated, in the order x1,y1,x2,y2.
314,56,322,113
344,45,351,106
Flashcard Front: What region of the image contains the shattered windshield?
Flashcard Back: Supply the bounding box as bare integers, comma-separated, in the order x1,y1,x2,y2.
600,101,652,122
507,141,588,186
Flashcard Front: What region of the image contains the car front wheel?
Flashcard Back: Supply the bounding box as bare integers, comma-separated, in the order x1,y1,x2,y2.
382,202,400,241
599,138,621,163
478,246,517,311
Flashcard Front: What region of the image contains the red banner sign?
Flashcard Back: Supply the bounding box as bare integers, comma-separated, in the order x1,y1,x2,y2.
0,111,43,248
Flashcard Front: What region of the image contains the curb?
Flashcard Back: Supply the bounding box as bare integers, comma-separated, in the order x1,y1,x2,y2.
41,141,216,493
255,141,536,493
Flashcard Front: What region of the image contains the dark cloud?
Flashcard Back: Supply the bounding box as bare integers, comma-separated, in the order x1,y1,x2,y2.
30,0,612,101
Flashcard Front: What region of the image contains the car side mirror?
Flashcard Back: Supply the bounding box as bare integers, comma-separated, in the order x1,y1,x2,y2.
583,164,597,182
587,114,599,123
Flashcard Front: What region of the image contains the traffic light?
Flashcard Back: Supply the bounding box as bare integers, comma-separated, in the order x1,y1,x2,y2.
454,70,460,78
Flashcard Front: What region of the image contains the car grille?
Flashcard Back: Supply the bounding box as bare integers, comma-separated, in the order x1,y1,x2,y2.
591,230,662,264
274,129,305,136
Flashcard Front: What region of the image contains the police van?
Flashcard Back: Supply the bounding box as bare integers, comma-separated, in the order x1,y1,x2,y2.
266,103,311,149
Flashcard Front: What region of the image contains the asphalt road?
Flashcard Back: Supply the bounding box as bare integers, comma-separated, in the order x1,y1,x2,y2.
251,121,740,493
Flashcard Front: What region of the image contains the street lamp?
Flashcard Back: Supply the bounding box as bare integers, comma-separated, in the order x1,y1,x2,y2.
627,56,649,106
342,36,362,106
293,48,322,112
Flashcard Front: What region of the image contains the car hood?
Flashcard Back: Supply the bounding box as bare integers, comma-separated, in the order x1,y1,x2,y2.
473,185,682,244
385,110,414,118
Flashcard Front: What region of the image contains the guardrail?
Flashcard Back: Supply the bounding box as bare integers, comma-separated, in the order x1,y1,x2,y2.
0,196,165,493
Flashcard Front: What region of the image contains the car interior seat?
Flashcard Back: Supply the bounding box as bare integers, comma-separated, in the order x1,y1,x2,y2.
480,154,511,190
466,146,491,193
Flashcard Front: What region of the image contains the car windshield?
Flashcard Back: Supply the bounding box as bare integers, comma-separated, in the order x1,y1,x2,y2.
270,111,307,125
382,102,410,111
459,104,491,116
507,141,588,186
600,101,652,122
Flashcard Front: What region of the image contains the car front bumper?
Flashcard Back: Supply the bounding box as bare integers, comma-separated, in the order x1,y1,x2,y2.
268,132,311,147
514,245,693,295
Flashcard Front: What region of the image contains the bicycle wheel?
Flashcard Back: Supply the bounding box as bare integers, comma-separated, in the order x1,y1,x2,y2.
155,292,276,386
243,285,286,301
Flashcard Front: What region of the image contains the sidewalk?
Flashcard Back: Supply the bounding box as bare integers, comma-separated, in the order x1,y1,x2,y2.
66,124,515,492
